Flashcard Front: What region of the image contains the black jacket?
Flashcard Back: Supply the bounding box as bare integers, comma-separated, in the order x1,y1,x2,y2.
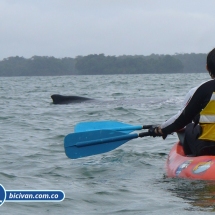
161,79,215,135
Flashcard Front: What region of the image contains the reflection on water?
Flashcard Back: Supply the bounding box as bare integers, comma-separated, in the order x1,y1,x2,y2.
163,177,215,212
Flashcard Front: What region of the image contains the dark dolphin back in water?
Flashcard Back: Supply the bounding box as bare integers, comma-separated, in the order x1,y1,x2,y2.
51,94,167,105
51,94,93,104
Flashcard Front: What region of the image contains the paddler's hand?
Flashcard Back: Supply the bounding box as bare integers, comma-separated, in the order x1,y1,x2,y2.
148,126,167,139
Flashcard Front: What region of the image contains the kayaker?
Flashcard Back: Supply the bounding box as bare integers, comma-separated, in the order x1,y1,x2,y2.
149,48,215,156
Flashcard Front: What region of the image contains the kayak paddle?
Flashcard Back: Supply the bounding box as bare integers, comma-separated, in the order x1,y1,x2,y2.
64,129,150,159
74,120,152,134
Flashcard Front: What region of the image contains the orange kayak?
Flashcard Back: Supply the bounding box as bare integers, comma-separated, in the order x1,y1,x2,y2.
166,142,215,180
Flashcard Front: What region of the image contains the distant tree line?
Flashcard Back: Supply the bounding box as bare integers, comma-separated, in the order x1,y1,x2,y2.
0,53,207,77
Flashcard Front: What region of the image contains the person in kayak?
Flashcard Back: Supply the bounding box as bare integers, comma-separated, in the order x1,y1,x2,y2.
149,48,215,156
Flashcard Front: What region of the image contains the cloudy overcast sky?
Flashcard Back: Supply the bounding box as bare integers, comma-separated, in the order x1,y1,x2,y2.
0,0,214,59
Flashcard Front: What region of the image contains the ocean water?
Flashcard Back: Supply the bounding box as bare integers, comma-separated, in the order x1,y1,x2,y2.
1,73,215,214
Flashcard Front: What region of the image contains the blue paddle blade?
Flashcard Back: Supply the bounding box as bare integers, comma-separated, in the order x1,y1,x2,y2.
74,120,143,133
64,130,138,159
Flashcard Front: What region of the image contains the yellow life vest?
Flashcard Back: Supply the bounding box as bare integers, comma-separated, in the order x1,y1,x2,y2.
199,92,215,141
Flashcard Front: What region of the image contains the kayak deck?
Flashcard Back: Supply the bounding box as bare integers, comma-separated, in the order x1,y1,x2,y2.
166,142,215,180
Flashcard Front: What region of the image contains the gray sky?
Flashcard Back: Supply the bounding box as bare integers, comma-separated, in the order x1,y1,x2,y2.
1,0,215,59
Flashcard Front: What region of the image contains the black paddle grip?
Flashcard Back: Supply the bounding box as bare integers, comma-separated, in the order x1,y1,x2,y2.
142,125,153,129
139,132,150,138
